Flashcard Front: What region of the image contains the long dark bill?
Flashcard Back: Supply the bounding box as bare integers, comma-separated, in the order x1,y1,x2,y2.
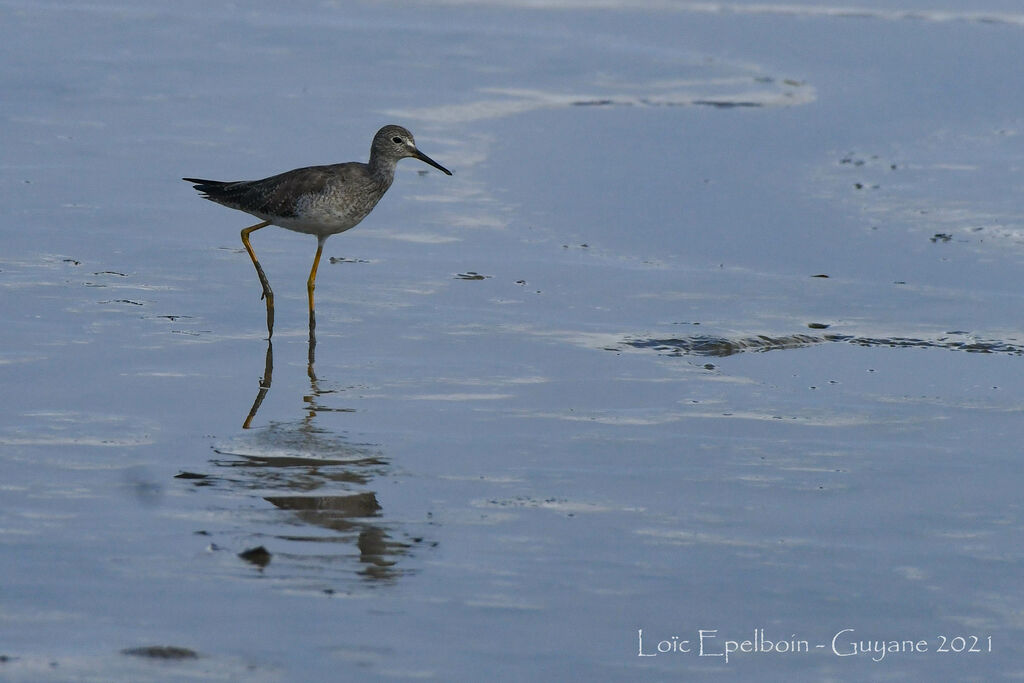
413,150,453,176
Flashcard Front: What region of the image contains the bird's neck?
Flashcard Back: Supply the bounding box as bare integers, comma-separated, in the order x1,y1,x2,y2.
367,155,397,186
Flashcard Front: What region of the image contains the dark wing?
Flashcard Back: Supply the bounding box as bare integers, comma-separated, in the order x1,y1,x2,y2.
184,165,353,218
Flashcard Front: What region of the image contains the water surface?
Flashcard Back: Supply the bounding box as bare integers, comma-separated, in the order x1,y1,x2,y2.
1,1,1023,680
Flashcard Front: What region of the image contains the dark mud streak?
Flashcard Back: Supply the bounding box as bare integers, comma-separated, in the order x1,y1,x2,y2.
692,100,764,109
619,333,1024,358
121,646,199,660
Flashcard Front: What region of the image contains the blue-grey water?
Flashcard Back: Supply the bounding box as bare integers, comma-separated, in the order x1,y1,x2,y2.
2,1,1023,680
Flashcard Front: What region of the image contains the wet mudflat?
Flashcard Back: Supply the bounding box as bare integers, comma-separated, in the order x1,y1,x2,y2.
1,1,1023,680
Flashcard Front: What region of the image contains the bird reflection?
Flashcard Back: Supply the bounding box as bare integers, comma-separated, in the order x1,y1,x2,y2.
196,308,423,584
263,492,413,580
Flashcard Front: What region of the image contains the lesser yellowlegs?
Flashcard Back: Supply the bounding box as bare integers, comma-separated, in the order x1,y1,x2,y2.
184,125,452,336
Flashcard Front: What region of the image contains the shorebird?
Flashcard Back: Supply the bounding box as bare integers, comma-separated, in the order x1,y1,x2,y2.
184,125,452,336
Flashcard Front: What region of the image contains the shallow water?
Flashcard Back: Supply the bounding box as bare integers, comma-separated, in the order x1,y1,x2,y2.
2,1,1024,680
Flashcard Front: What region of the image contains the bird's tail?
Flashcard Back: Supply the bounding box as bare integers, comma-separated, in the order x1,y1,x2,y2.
183,177,246,204
183,177,228,193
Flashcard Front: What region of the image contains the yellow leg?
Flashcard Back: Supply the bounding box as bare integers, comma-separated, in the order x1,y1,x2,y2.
307,239,325,334
241,220,274,337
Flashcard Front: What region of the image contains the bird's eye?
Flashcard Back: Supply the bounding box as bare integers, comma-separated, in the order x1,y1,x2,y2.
392,136,403,144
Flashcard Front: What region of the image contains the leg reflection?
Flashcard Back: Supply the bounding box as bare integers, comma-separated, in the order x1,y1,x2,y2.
243,339,273,429
304,321,320,423
242,312,329,429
